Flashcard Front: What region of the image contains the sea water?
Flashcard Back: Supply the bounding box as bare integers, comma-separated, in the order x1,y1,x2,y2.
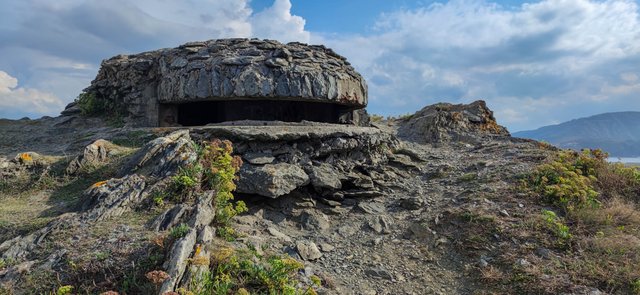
608,157,640,164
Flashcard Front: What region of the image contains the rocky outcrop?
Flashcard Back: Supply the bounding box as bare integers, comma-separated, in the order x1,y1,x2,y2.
236,163,310,198
66,139,131,175
0,131,199,289
397,100,510,144
120,130,197,178
160,191,216,293
79,174,147,222
85,38,368,126
191,124,398,200
0,152,59,189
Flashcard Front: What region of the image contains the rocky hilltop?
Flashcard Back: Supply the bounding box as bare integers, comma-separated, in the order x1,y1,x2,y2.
397,100,510,144
0,101,551,295
1,40,639,295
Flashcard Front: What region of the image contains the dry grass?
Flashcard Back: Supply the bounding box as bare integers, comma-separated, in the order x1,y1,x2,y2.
479,266,504,284
0,191,56,242
442,151,640,294
596,163,640,203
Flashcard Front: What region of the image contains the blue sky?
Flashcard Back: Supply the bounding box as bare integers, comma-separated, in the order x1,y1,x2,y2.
1,0,639,131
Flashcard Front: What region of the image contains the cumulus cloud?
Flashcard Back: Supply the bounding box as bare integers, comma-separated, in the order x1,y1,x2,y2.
0,71,65,117
318,0,640,131
0,0,310,119
251,0,311,43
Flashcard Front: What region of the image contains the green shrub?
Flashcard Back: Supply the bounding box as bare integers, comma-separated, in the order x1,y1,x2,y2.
75,92,126,125
199,140,247,230
152,192,165,207
76,92,109,116
517,149,640,293
167,139,246,240
56,285,73,295
172,165,201,195
541,210,571,241
198,246,314,295
528,149,640,211
527,150,601,211
169,223,190,239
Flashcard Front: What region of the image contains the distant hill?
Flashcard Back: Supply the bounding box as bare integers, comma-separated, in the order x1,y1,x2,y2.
513,112,640,157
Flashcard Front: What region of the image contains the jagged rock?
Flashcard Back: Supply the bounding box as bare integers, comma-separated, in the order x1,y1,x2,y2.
1,152,52,174
400,197,424,210
150,204,191,231
60,102,81,116
160,191,215,293
120,130,196,178
365,267,393,280
343,190,384,198
300,210,331,231
267,227,293,243
236,163,309,198
179,225,215,290
348,173,374,189
80,174,147,222
367,215,394,234
66,139,130,175
187,191,216,229
1,229,48,260
160,229,197,293
357,201,386,214
296,240,322,261
243,152,275,165
307,163,342,191
0,156,9,169
389,153,422,170
319,243,335,252
397,100,510,144
406,222,436,240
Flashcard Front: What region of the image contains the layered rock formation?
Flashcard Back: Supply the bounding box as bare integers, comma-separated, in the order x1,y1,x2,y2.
81,38,368,127
397,100,510,144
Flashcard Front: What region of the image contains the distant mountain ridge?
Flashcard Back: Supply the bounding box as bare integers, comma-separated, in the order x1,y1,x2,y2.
513,112,640,157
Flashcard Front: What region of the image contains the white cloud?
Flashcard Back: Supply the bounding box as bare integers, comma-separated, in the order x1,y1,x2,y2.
0,0,311,119
0,71,65,115
2,0,638,131
319,0,640,131
250,0,311,43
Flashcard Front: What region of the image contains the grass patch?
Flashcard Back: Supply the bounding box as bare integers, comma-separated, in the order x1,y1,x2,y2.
169,223,190,239
369,114,384,123
458,172,478,182
111,130,153,148
0,153,127,241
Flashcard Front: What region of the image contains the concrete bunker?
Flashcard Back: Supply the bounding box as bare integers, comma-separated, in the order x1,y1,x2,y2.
85,39,369,127
160,99,357,126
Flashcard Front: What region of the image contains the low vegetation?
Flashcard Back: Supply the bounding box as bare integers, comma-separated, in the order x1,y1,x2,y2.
166,140,248,240
152,139,311,294
188,243,317,295
0,154,129,242
75,92,126,126
437,148,640,294
457,149,640,294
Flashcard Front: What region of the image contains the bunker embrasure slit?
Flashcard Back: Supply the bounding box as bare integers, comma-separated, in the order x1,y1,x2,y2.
160,100,356,126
